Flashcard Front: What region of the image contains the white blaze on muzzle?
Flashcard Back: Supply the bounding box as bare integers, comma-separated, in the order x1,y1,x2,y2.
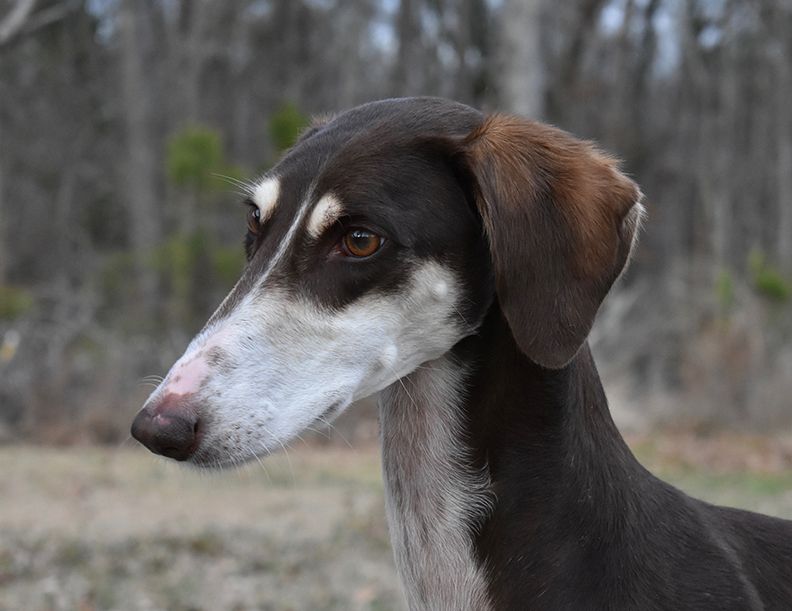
145,260,465,466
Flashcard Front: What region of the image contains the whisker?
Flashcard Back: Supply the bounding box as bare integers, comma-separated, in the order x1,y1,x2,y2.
314,416,354,450
116,434,135,450
140,374,165,384
384,362,419,420
211,173,256,196
261,423,295,485
451,303,475,334
251,450,273,484
303,425,329,438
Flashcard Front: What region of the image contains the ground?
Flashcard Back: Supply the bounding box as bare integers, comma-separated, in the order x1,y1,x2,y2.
1,433,791,611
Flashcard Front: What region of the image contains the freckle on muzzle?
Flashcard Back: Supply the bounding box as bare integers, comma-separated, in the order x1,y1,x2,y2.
131,393,202,461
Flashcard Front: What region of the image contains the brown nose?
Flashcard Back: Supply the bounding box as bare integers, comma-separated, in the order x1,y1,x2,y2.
131,393,201,461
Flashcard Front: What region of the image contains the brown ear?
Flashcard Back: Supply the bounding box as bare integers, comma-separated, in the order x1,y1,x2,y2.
458,115,643,369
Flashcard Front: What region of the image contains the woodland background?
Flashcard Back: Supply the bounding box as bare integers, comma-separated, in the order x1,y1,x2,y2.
1,0,791,442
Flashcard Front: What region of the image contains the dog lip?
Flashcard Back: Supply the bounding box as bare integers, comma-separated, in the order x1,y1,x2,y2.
189,444,273,470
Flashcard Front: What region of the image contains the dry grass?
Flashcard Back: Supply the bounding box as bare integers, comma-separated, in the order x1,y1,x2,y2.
1,433,791,610
0,444,398,611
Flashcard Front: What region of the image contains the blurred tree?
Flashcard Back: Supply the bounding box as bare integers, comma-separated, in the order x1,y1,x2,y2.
392,0,421,96
268,103,309,154
167,126,224,234
0,0,36,48
165,124,243,326
500,0,545,117
2,0,792,437
0,0,77,285
762,2,792,273
120,0,161,314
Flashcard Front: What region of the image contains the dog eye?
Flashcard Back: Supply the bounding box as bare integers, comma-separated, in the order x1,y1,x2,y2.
341,229,383,258
247,205,262,234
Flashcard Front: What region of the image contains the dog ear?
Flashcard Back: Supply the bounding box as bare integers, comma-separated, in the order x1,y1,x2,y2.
294,114,336,145
454,115,643,369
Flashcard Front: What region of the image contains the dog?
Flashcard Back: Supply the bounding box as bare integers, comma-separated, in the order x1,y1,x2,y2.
132,97,792,610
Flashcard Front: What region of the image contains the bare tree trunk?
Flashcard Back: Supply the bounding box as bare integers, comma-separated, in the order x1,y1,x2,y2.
680,0,726,274
0,117,6,285
0,0,36,284
712,8,738,270
392,0,421,95
447,0,472,104
270,0,308,103
777,112,792,272
229,9,253,160
545,0,606,121
120,0,161,311
499,0,544,118
775,9,792,272
171,1,214,125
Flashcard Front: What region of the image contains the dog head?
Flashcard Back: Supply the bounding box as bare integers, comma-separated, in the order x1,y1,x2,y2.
131,97,642,467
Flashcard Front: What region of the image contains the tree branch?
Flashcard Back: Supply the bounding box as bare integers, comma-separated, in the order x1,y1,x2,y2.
0,0,36,47
0,0,79,50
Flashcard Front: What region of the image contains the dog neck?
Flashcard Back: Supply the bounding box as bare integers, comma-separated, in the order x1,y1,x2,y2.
378,305,643,609
379,354,494,610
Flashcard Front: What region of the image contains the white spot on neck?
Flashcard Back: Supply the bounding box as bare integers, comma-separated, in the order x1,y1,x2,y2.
307,193,343,239
432,280,449,300
380,344,398,370
379,356,493,610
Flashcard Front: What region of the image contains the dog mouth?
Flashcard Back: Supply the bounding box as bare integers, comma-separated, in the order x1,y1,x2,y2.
188,446,273,470
182,399,349,470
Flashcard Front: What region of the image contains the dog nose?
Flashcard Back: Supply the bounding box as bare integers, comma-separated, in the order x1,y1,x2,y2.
131,393,201,461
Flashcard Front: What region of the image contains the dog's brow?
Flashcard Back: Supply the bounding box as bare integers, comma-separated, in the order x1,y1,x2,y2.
251,177,280,223
307,193,343,239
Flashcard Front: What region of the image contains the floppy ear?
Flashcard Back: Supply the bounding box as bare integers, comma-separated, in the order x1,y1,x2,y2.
456,115,644,369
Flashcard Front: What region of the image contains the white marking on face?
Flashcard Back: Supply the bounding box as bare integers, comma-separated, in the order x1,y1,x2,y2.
252,191,315,289
380,356,493,610
251,177,280,223
307,192,343,239
167,355,210,396
160,328,231,396
147,187,316,407
145,260,470,468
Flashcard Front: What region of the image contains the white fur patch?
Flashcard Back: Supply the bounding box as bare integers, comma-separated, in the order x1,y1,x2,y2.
251,177,280,223
380,356,493,610
146,260,468,469
307,193,343,238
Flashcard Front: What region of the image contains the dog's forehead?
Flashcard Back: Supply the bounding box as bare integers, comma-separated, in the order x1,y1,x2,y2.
257,98,483,222
232,97,487,307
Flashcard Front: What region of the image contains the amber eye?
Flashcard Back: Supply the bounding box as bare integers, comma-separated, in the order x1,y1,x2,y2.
247,205,261,234
342,229,383,258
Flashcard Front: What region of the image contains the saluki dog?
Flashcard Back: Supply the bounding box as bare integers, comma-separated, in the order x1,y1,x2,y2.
132,97,792,610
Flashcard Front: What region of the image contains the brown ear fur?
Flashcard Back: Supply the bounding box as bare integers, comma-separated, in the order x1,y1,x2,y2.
459,115,643,368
